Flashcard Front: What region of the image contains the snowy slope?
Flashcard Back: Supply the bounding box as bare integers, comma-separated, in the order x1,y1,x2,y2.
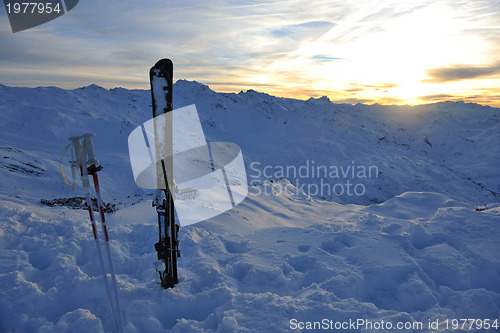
0,82,499,332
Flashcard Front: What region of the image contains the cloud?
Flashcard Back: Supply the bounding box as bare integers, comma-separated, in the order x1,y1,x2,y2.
0,0,429,90
424,63,500,83
358,83,400,89
418,94,455,101
270,20,335,39
417,90,500,107
311,55,343,62
335,97,374,104
344,87,365,93
344,82,399,92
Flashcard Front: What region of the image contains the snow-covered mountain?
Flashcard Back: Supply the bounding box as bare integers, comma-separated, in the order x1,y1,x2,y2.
0,81,499,332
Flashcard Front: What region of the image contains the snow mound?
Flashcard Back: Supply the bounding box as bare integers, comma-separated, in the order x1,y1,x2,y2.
366,192,466,219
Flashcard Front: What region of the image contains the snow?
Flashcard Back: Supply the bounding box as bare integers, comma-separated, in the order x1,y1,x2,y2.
0,81,499,332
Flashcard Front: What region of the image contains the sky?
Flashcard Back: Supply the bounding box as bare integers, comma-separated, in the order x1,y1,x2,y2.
1,0,499,106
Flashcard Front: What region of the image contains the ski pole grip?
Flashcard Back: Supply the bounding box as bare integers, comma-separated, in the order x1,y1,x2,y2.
68,135,85,167
83,133,99,165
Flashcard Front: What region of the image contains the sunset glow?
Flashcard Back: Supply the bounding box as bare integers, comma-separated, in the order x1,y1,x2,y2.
1,0,499,106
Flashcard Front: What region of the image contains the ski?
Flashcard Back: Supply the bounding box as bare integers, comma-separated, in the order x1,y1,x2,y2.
149,58,180,288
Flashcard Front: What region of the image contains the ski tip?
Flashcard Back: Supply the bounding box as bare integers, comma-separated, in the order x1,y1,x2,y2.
153,58,173,69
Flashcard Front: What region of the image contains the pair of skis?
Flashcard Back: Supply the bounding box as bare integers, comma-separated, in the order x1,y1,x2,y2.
149,59,180,289
60,133,123,332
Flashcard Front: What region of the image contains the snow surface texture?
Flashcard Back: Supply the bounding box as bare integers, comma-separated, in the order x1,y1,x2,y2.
0,81,499,332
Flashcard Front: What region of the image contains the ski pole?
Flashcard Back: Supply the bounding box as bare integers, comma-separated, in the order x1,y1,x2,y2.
83,133,124,333
65,135,121,333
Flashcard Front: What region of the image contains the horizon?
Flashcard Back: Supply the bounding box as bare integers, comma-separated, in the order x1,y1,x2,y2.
1,0,499,107
1,79,498,109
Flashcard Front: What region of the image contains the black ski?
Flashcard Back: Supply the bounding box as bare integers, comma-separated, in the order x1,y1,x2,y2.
149,58,179,288
150,59,173,118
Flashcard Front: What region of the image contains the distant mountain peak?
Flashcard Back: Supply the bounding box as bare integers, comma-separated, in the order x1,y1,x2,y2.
79,83,107,90
175,79,211,90
306,95,331,104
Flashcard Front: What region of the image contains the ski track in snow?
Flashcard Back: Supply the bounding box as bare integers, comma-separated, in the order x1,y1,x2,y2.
0,82,499,332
